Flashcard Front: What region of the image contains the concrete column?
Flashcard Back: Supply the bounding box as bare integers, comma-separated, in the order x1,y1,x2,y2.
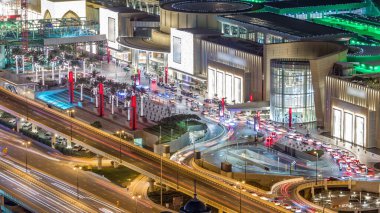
51,134,57,148
127,101,131,121
16,118,23,132
311,186,315,198
67,139,72,148
97,155,103,170
113,161,119,168
31,124,37,133
166,184,170,191
148,178,155,192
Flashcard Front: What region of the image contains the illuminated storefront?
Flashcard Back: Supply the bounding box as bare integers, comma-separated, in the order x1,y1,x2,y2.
326,76,380,148
270,59,316,123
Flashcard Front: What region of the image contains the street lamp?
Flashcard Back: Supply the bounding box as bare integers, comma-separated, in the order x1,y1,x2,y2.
236,180,245,213
314,151,319,185
73,166,82,199
116,130,125,163
132,195,141,213
22,141,31,172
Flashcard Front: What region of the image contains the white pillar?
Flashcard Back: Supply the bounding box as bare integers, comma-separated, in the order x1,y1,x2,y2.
41,68,45,86
51,62,55,80
115,95,119,107
111,95,115,114
35,64,38,82
74,66,77,82
31,62,34,74
22,55,25,73
140,95,144,117
83,59,86,77
95,90,99,108
15,56,19,74
80,84,84,101
109,94,112,104
58,66,62,84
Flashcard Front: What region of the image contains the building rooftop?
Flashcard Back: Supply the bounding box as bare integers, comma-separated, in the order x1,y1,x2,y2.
106,7,144,13
178,28,221,35
219,12,353,38
204,36,263,56
161,0,261,13
264,0,365,9
134,14,160,22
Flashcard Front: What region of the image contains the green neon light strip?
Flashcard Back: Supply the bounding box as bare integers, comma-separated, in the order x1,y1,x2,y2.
314,17,380,40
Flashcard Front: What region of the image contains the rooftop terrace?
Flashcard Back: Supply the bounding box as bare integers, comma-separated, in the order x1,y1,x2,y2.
219,12,353,38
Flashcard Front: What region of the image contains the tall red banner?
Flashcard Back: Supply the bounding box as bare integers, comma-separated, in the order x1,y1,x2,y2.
98,83,104,117
220,98,225,117
68,71,74,103
130,95,137,130
289,107,292,128
165,67,168,84
250,93,253,102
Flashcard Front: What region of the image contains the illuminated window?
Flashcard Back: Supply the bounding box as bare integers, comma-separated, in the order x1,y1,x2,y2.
173,37,182,64
355,116,364,147
344,112,353,142
234,77,242,103
333,108,342,139
270,59,315,123
108,17,116,42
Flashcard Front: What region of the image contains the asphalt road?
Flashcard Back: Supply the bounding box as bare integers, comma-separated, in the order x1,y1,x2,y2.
0,127,164,213
0,88,286,213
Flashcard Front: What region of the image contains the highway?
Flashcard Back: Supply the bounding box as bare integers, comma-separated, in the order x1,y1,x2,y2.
0,127,166,212
0,87,288,213
0,156,97,213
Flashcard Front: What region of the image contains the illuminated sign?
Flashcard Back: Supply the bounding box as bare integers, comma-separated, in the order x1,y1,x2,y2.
347,86,366,99
217,51,246,67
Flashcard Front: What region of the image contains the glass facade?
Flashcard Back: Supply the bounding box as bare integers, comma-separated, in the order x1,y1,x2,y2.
270,59,316,123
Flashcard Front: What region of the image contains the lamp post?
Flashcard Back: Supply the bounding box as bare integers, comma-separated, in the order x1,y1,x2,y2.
116,130,124,163
73,166,82,199
132,195,141,213
22,141,31,172
66,109,75,147
160,153,163,206
314,151,319,185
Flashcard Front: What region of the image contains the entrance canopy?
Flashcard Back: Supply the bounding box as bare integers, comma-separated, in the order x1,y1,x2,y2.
226,101,270,112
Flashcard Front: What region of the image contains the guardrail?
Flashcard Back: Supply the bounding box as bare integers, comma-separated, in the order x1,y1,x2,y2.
0,87,289,213
0,189,40,213
294,181,354,213
270,177,305,194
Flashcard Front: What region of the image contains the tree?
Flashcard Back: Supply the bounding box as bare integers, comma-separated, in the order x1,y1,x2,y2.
90,121,102,128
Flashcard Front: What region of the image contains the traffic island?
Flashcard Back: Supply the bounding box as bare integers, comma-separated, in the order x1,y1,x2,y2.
87,165,139,188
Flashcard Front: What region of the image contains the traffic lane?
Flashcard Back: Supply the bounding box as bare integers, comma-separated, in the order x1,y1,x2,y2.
0,130,155,213
0,169,85,213
0,92,280,213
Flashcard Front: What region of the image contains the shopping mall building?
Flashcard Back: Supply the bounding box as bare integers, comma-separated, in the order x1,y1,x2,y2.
12,0,380,149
